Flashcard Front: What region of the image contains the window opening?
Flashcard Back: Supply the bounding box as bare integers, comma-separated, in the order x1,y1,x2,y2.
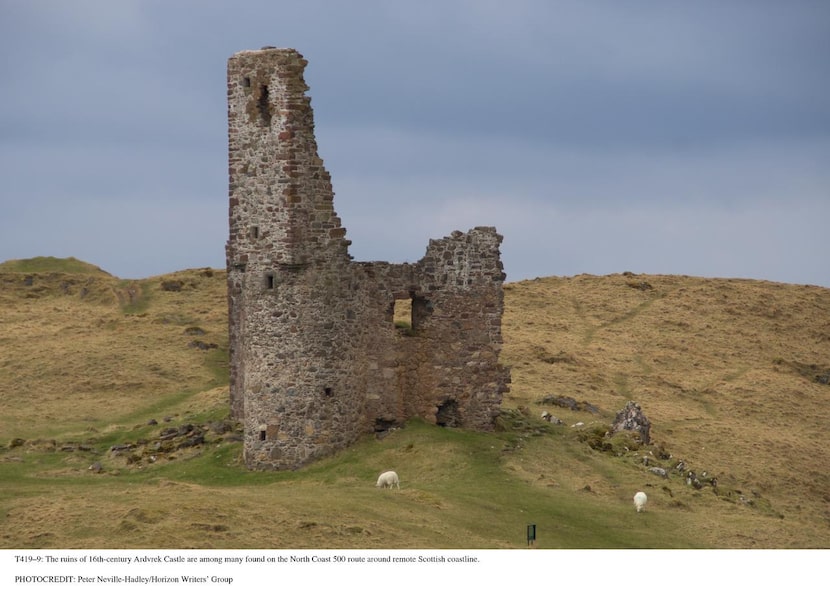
324,387,333,397
392,293,432,334
257,84,271,126
242,76,251,88
265,274,275,289
374,418,397,433
411,294,433,329
259,430,266,441
250,225,260,239
392,298,412,331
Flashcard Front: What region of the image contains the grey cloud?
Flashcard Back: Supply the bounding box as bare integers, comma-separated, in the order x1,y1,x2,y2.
0,0,827,286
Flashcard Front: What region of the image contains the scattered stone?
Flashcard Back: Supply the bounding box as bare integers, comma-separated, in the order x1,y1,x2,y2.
160,280,183,292
189,340,218,351
685,470,719,489
654,444,672,460
540,411,563,425
538,394,600,414
176,434,205,449
159,428,180,441
89,462,103,473
101,419,241,468
209,421,233,434
649,467,668,478
59,442,94,453
626,280,653,291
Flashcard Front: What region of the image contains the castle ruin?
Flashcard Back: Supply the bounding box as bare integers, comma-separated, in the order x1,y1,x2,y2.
226,48,510,470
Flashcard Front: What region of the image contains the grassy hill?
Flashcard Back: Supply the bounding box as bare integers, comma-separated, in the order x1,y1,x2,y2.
0,257,828,548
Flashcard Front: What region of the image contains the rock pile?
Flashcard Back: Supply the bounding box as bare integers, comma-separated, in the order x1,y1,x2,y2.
106,420,241,469
611,401,651,444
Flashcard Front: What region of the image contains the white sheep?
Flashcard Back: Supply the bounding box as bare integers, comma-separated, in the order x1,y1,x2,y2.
376,470,400,490
633,491,648,512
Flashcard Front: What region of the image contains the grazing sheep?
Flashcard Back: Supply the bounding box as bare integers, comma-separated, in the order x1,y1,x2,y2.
376,470,400,490
633,491,648,512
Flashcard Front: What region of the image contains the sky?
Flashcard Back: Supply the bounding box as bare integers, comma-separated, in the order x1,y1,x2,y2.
1,0,828,286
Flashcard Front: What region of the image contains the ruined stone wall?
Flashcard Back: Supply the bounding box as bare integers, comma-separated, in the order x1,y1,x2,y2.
408,228,511,429
226,48,351,420
227,48,509,470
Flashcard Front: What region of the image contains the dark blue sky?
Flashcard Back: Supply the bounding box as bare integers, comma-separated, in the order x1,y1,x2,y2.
1,0,828,286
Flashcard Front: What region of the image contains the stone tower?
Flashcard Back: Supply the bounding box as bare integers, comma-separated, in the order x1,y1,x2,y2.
226,48,510,470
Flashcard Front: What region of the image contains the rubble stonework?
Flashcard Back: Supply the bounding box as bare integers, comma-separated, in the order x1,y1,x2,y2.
226,48,511,470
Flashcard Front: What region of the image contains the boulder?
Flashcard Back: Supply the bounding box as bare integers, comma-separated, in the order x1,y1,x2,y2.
611,401,651,444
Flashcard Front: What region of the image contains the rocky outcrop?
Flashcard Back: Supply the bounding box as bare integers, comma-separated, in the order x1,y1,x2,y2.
611,401,651,444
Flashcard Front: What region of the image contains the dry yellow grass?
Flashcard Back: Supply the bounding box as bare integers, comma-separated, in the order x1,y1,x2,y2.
501,273,830,543
0,267,227,438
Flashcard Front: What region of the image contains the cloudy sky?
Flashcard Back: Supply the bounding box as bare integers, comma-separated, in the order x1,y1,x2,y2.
1,1,828,286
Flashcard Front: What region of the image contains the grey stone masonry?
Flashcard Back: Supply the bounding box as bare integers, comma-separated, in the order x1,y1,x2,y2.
226,47,510,470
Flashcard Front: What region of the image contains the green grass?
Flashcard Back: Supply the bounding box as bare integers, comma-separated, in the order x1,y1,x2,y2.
0,418,707,548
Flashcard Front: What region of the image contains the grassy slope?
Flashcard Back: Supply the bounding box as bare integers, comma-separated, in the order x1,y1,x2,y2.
0,259,828,548
0,256,111,275
502,273,830,548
